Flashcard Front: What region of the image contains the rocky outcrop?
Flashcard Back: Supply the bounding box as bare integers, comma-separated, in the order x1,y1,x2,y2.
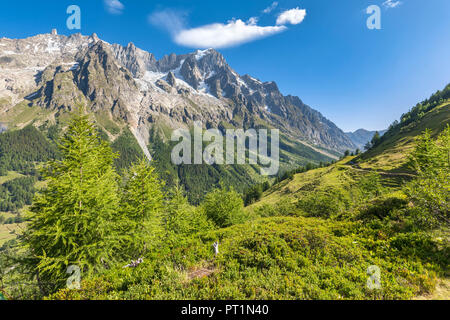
75,42,139,116
180,56,203,90
111,42,157,77
166,72,177,87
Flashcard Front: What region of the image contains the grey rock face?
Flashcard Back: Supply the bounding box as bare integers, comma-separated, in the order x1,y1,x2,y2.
166,72,177,87
180,56,203,90
111,42,157,77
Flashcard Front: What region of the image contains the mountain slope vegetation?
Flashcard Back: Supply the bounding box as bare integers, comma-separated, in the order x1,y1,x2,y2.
1,85,447,300
357,85,450,172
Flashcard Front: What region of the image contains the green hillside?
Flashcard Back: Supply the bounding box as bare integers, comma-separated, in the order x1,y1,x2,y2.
358,102,450,172
358,84,450,172
247,94,449,217
1,87,448,301
50,216,440,300
45,91,449,300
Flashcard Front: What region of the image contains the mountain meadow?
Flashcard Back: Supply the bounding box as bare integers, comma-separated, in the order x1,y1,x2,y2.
0,81,448,300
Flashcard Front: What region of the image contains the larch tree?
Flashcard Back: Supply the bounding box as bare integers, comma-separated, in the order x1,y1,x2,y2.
23,111,122,291
406,126,450,228
119,159,164,258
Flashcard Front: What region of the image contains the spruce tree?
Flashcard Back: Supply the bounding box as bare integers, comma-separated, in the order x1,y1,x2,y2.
23,111,121,291
371,131,381,147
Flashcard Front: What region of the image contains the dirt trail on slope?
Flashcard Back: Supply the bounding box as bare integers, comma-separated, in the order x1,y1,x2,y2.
346,164,416,178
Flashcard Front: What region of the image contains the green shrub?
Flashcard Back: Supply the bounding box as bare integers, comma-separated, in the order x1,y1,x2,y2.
202,186,247,228
297,188,350,219
357,197,408,221
358,172,384,200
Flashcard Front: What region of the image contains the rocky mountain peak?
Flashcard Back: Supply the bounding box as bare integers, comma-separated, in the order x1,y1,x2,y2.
156,53,182,73
111,41,157,77
91,33,100,42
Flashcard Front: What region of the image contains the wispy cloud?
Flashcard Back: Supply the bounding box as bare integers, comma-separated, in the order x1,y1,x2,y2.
148,9,187,35
263,2,279,14
382,0,402,9
276,8,307,25
104,0,125,15
149,6,306,49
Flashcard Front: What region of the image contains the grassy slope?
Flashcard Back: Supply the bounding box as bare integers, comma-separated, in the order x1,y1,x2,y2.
51,101,449,300
0,171,24,185
357,102,450,172
0,223,23,246
53,216,438,300
0,102,53,129
248,101,450,212
246,159,356,211
239,102,449,299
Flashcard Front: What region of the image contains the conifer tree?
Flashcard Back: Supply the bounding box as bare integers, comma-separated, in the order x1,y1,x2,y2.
23,111,121,291
163,184,211,245
120,159,164,257
371,131,381,147
202,186,246,228
406,126,450,227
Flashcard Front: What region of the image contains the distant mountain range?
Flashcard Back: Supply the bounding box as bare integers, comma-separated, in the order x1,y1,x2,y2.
0,31,356,162
345,129,387,150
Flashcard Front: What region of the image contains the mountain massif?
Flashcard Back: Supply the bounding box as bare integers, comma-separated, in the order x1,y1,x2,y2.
0,31,356,164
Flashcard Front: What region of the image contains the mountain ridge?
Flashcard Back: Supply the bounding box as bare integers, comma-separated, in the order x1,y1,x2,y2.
345,128,387,150
0,31,356,160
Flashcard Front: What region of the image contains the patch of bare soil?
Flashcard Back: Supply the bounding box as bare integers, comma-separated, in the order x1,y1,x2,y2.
187,264,217,281
414,278,450,300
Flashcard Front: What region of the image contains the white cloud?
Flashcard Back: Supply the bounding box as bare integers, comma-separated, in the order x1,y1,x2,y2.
383,0,402,8
174,19,287,49
104,0,124,15
263,2,279,14
149,6,307,49
276,7,307,25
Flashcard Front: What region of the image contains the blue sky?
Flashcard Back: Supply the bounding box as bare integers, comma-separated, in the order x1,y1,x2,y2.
0,0,449,132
